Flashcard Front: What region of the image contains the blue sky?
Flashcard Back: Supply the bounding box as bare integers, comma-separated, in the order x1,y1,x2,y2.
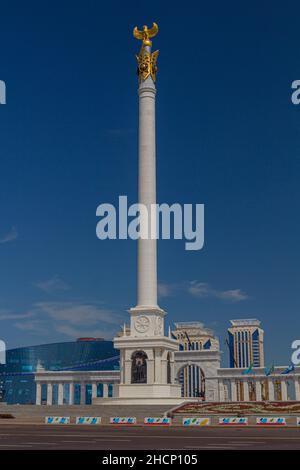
0,1,299,366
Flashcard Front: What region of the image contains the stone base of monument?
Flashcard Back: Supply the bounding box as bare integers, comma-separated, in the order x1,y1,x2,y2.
93,383,186,406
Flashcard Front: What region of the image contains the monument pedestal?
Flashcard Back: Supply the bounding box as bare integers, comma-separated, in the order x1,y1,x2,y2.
107,307,182,406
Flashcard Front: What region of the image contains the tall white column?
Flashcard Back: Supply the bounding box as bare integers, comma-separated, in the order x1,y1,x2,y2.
294,378,300,401
230,380,237,401
92,383,97,400
58,383,64,405
137,75,157,308
268,380,275,401
36,382,42,405
255,380,262,401
80,382,86,405
103,383,108,398
47,382,53,406
69,382,74,405
281,380,288,401
243,381,250,401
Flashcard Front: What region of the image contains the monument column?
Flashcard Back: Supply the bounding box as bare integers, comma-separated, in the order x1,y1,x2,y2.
110,23,181,405
137,65,157,308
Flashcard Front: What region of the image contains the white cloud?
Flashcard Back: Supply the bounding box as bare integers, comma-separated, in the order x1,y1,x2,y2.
188,281,211,297
158,282,175,298
0,226,18,244
216,289,248,302
0,300,124,340
34,276,70,293
0,310,34,321
55,324,115,340
188,281,249,303
34,301,122,326
14,319,48,335
158,280,249,303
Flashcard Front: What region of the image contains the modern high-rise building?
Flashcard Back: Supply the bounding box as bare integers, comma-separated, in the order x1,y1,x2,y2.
228,319,264,368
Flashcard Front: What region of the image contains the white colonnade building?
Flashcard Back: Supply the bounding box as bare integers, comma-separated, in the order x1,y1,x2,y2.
35,321,300,405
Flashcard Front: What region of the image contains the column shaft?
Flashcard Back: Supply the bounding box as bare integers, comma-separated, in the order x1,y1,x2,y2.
80,382,86,405
58,383,64,405
230,380,237,401
69,382,74,405
92,382,97,400
103,383,108,398
255,380,262,401
281,380,288,401
137,79,157,307
294,378,300,400
36,382,42,405
243,381,250,401
268,380,275,401
47,382,53,406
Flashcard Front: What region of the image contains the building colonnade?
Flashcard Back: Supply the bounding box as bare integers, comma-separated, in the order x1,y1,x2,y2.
218,375,300,402
35,370,120,405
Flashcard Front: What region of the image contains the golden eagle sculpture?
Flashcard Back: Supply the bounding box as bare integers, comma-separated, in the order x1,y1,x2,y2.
133,23,159,82
133,23,159,47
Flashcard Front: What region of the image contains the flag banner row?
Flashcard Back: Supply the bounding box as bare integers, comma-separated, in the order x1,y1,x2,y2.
45,417,70,424
110,417,136,425
44,415,300,426
256,417,286,425
75,417,101,425
144,417,171,425
183,417,210,426
219,417,248,425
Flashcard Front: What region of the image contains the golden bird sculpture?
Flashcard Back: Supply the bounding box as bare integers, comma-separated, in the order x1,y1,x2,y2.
133,23,159,82
133,23,159,47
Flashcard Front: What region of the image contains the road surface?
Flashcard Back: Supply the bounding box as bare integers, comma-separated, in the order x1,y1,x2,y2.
0,424,299,450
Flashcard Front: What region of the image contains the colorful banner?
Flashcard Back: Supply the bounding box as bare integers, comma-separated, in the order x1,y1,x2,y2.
219,417,248,425
144,417,171,425
45,417,70,425
75,417,101,425
183,417,210,426
256,417,286,425
110,417,136,425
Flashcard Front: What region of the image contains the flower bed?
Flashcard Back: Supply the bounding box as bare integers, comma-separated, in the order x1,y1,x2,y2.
173,401,300,415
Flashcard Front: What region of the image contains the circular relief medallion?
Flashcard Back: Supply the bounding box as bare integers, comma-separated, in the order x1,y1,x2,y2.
134,315,150,333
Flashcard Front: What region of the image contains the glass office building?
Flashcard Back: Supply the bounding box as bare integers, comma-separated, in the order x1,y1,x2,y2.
0,339,119,404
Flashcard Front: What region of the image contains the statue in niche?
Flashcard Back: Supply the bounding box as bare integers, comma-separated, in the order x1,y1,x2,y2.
131,351,147,384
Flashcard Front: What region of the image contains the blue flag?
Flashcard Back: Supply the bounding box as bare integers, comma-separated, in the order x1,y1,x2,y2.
281,364,295,375
265,364,275,376
242,363,254,375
